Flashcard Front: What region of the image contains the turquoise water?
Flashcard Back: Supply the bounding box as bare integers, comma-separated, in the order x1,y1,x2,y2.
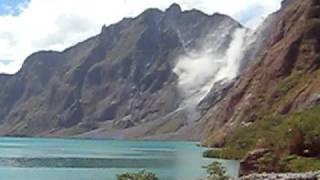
0,137,239,180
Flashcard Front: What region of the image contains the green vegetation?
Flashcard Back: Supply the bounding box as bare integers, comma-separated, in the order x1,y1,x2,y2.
202,0,320,174
203,148,245,160
285,156,320,172
116,170,158,180
116,163,231,180
275,74,300,97
204,106,320,172
206,161,230,180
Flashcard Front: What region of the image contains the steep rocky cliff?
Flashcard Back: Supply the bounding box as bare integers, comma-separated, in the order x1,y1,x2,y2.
200,0,320,174
0,4,242,138
1,0,318,173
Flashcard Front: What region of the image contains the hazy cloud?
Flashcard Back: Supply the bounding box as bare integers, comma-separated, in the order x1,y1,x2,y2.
0,0,281,74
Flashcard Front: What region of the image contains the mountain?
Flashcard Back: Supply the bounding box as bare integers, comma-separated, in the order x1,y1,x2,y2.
1,0,319,175
198,0,320,174
0,4,245,138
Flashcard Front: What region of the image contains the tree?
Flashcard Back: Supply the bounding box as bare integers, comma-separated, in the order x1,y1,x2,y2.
117,170,159,180
206,161,230,180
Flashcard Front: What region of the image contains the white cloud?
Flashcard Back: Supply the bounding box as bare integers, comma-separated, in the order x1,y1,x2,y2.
0,0,281,74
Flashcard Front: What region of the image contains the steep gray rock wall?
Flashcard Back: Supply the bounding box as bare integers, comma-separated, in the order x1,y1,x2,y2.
0,4,243,138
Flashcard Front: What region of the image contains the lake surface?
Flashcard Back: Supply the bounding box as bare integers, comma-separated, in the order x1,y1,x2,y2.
0,137,239,180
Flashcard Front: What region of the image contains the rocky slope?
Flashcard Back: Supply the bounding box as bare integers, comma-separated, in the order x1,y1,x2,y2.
0,4,244,138
240,171,320,180
1,0,318,175
200,0,319,145
199,0,320,174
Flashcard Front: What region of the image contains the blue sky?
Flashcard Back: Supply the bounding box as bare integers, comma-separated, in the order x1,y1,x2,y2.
0,0,282,74
0,0,29,16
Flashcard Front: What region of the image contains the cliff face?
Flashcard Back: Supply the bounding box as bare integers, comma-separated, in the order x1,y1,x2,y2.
200,0,319,145
0,4,242,137
199,0,320,174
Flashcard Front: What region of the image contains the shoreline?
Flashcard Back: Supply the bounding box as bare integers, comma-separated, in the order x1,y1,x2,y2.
240,171,320,180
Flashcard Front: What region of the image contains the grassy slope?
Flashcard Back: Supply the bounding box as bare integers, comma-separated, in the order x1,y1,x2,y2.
204,105,320,172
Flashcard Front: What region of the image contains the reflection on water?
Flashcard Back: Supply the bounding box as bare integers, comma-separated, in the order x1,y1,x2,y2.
0,137,239,180
0,157,177,168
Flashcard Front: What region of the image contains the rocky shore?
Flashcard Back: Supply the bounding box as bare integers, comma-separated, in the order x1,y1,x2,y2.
240,171,320,180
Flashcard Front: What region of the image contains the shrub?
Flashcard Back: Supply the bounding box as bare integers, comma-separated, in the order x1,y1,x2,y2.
203,148,245,160
116,170,158,180
206,161,230,180
210,106,320,172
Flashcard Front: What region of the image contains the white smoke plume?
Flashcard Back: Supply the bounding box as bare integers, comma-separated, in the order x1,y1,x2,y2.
174,26,255,120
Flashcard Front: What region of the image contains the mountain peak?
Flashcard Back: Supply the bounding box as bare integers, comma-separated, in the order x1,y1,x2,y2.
0,0,243,139
166,3,182,14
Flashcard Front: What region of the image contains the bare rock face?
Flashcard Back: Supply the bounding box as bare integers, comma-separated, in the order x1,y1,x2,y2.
240,149,272,176
200,0,320,146
196,0,320,175
198,79,236,114
0,4,242,138
112,116,135,129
